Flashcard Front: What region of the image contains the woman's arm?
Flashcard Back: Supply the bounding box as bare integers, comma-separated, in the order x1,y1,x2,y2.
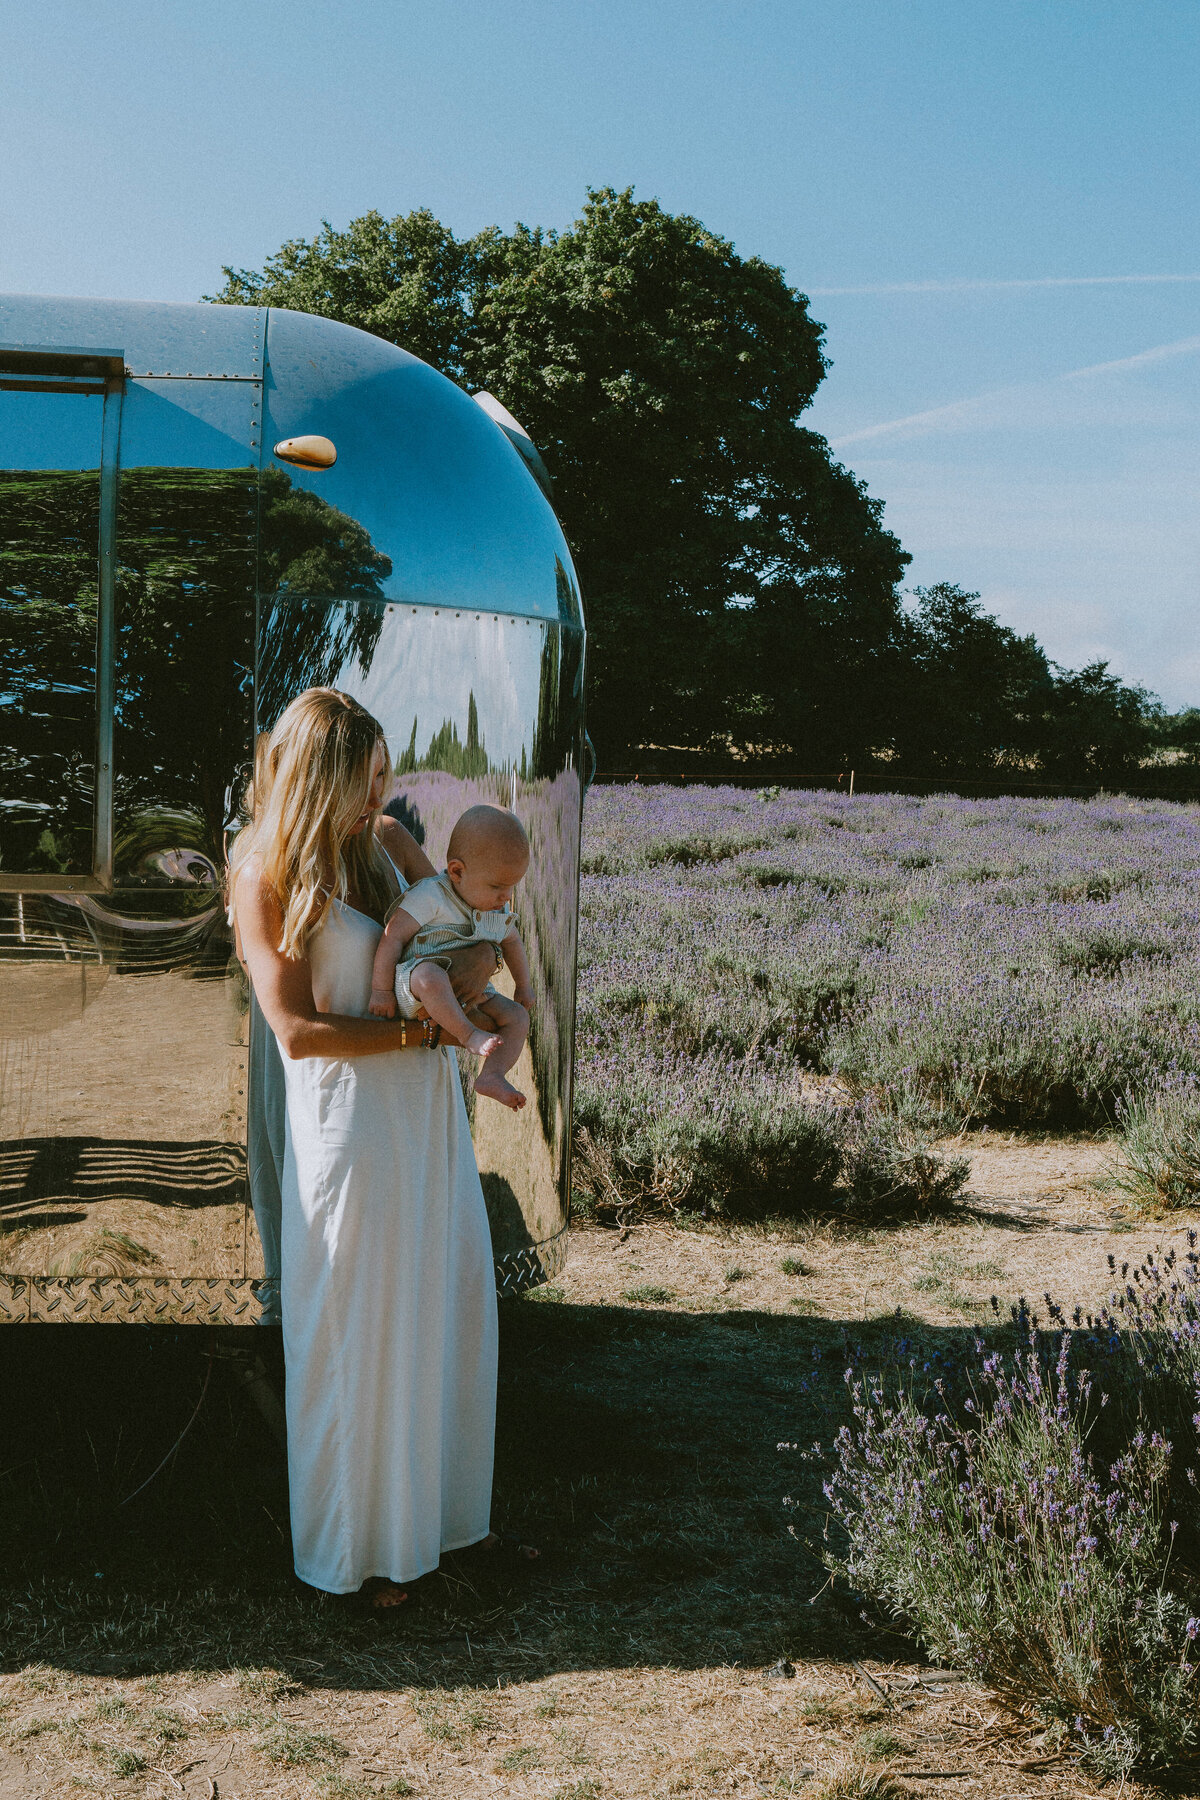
236,861,433,1060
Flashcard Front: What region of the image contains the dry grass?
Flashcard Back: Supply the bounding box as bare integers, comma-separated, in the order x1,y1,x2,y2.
0,1134,1197,1799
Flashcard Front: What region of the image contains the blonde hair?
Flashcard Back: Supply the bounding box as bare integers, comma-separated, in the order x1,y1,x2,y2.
244,728,276,823
229,688,395,958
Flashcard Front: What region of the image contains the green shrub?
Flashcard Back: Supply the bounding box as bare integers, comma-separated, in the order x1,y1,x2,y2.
1104,1086,1200,1211
572,1049,968,1225
840,1115,971,1220
814,1254,1200,1777
572,1048,844,1222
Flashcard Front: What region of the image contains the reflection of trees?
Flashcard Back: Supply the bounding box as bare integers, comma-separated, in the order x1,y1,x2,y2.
115,467,257,856
256,465,391,730
530,621,584,779
0,469,100,874
117,463,394,851
392,622,584,790
0,456,391,876
395,691,490,778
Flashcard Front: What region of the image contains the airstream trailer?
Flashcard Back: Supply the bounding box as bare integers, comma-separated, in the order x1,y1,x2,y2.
0,294,586,1325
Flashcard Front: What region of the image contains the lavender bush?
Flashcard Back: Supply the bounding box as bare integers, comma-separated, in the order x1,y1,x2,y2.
813,1242,1200,1775
1104,1083,1200,1212
575,785,1200,1215
571,1041,967,1223
572,1045,843,1221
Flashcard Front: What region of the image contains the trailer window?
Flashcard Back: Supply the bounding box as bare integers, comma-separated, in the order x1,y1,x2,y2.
0,388,106,881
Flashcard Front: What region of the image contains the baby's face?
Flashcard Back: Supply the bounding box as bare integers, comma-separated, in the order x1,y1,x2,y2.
447,849,528,912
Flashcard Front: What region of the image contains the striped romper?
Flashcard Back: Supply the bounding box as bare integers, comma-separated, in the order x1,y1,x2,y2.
388,871,512,1019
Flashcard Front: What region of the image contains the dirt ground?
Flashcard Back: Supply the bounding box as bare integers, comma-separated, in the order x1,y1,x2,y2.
0,1131,1196,1800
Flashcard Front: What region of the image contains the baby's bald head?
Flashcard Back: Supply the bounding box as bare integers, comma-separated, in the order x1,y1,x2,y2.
448,805,529,870
446,806,529,911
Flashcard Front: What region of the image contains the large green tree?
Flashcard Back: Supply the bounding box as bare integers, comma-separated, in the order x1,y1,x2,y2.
894,583,1057,773
209,188,910,762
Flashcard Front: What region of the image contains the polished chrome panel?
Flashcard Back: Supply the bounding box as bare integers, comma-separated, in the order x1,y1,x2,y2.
0,295,584,1318
0,373,257,1293
0,295,265,382
112,376,258,846
255,593,585,1288
0,387,106,881
262,308,581,626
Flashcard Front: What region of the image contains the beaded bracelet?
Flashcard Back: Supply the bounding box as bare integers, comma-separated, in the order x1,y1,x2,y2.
396,1017,441,1048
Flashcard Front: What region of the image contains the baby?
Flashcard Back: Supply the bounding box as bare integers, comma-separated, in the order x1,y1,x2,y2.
369,804,533,1111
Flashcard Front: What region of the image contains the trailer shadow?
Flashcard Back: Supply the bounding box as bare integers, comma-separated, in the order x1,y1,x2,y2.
0,1138,245,1224
0,1295,974,1691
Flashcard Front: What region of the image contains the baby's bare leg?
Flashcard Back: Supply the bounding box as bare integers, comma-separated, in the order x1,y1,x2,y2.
472,994,530,1112
408,962,503,1059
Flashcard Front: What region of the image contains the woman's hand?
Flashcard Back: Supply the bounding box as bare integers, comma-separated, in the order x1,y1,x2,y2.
445,940,499,1012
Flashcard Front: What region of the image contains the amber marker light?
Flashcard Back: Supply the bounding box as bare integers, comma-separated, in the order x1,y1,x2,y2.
273,434,337,469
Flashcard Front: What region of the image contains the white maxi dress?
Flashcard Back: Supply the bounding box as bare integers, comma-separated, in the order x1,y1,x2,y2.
278,880,498,1594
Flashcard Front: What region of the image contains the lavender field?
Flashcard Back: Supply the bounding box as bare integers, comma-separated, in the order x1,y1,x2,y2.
573,784,1200,1219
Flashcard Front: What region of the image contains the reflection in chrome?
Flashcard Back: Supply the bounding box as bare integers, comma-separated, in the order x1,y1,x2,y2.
471,392,554,500
256,596,584,1276
0,396,104,878
0,292,584,1321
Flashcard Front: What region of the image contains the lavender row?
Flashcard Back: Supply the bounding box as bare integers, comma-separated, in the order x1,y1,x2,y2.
578,785,1200,1135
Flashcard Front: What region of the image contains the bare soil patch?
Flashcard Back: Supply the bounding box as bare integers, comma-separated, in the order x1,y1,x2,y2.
0,1131,1195,1800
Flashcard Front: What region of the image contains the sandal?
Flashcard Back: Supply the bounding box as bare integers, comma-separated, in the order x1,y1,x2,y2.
473,1529,541,1566
356,1576,412,1615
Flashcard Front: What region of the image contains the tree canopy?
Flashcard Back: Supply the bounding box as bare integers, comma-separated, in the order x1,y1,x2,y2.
211,188,909,762
211,189,1176,785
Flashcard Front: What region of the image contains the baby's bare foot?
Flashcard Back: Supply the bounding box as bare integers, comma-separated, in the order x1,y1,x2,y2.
475,1070,527,1111
466,1028,504,1059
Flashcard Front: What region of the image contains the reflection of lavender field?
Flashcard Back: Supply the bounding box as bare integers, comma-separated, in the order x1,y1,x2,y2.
574,785,1200,1215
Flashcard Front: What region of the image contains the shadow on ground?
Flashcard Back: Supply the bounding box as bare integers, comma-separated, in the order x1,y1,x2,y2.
0,1301,975,1692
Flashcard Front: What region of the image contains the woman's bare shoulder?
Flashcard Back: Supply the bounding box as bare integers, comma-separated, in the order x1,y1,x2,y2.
377,815,435,883
232,853,281,919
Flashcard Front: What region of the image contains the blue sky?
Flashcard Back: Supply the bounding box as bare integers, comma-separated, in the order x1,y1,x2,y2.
3,1,1198,702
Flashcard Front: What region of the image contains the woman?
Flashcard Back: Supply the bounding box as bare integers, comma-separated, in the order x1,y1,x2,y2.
231,688,533,1610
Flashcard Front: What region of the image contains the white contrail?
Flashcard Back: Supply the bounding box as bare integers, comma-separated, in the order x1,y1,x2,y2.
808,274,1200,297
1059,334,1200,380
829,334,1200,451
